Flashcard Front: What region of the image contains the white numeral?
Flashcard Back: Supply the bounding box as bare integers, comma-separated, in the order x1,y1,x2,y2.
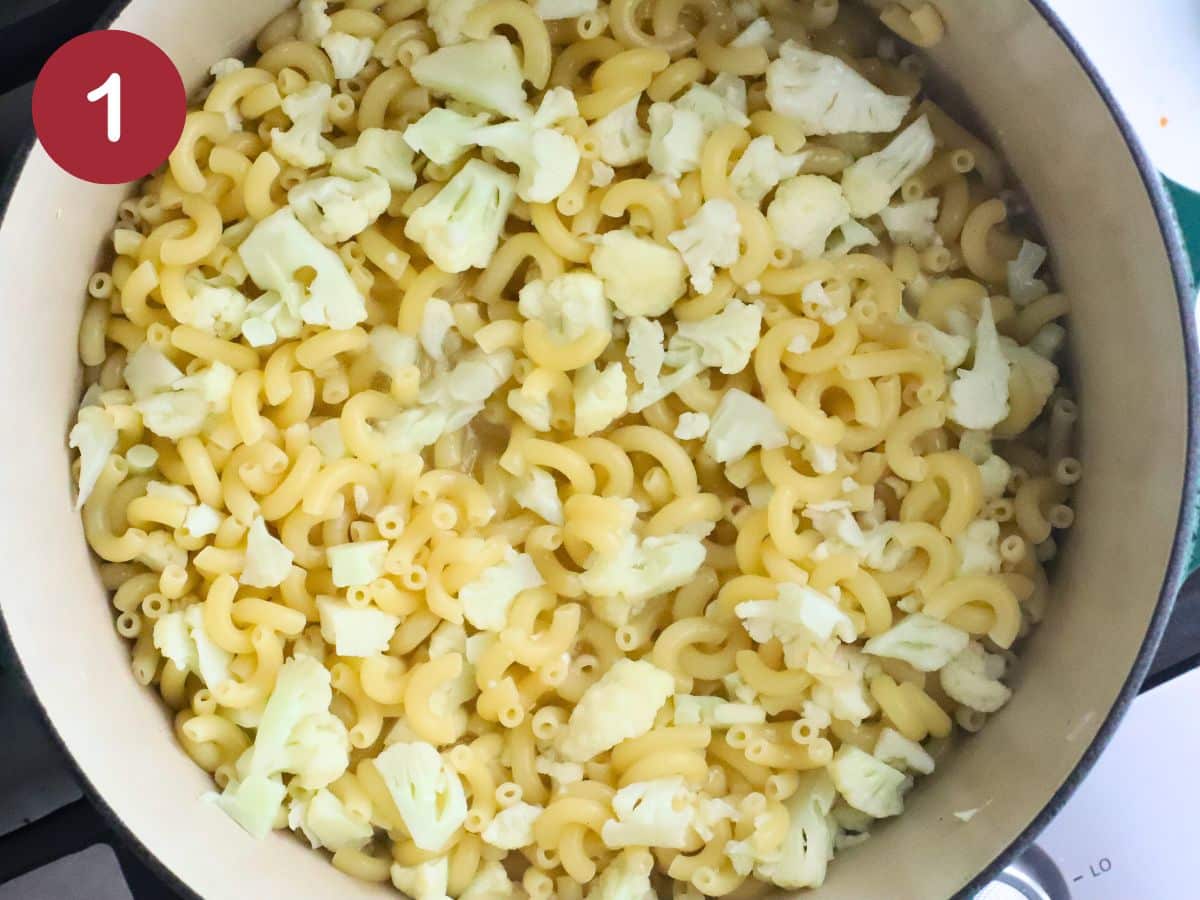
86,73,122,143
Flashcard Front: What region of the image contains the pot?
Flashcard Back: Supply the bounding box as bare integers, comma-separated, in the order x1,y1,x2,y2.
0,1,1193,898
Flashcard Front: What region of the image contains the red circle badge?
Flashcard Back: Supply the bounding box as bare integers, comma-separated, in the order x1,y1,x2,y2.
33,30,187,185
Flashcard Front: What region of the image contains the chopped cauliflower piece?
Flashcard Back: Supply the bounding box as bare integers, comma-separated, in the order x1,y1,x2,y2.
481,801,543,849
949,298,1011,429
587,849,656,900
69,405,118,508
518,271,612,344
673,694,765,727
880,198,940,249
374,742,468,850
955,519,1002,575
808,645,875,724
404,159,516,273
298,0,331,42
573,361,628,436
123,344,183,401
458,548,544,631
507,383,552,431
730,134,807,204
1008,240,1049,305
410,36,529,120
153,603,233,688
647,102,705,180
426,0,482,46
732,17,773,48
370,324,420,381
580,532,706,624
841,116,936,218
330,127,417,190
183,503,222,538
310,418,348,461
419,297,457,362
863,613,969,672
766,42,909,136
270,83,334,168
459,861,518,899
560,659,675,761
288,174,389,244
801,280,846,325
601,778,693,849
941,642,1012,713
768,175,851,260
390,857,450,900
705,388,788,463
180,275,249,340
673,412,710,440
676,80,749,133
288,789,373,852
514,467,564,525
321,32,373,80
473,88,581,203
403,108,490,166
668,199,742,294
590,97,650,167
828,219,880,256
1001,339,1060,424
214,774,286,839
238,207,367,340
318,597,401,657
241,516,294,588
830,745,908,818
873,727,935,775
736,582,857,666
754,772,837,888
591,229,687,317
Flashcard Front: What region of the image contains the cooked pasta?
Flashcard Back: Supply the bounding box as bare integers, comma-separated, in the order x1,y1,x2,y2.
69,0,1077,896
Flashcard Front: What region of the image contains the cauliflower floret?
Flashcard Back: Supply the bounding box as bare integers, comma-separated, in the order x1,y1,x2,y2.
591,229,687,317
949,298,1011,429
410,36,530,119
627,316,666,387
270,83,334,168
180,275,249,340
841,116,936,218
873,728,935,775
766,42,909,135
732,16,773,48
310,418,348,461
863,613,970,672
419,297,458,362
514,466,564,525
69,405,118,508
955,519,1002,575
941,642,1012,713
580,532,707,625
667,299,762,374
374,742,468,850
241,516,294,588
828,219,880,256
390,857,450,900
173,362,237,414
123,344,183,401
676,79,749,132
331,127,417,190
647,102,705,180
830,745,908,819
133,391,207,440
536,0,597,19
768,175,852,260
481,801,543,849
705,388,788,463
730,134,807,204
238,207,367,340
403,108,490,166
808,645,874,724
404,159,516,272
753,772,837,888
590,97,650,167
587,849,656,900
288,174,389,244
298,0,331,41
153,603,233,688
673,694,765,727
1001,339,1060,428
880,198,940,249
507,383,552,431
317,597,400,656
1008,240,1049,306
560,659,675,762
472,87,581,203
321,32,373,79
458,548,545,631
668,199,742,294
288,789,373,852
573,361,628,436
518,271,613,344
183,503,222,538
601,778,693,849
736,582,857,666
459,861,519,900
214,773,287,839
673,412,710,441
426,0,482,46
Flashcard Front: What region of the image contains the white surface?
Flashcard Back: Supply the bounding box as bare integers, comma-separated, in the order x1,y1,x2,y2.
1048,0,1200,190
1031,665,1200,898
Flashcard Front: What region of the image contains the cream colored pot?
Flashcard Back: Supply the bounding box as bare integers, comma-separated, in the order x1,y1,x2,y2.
0,1,1194,898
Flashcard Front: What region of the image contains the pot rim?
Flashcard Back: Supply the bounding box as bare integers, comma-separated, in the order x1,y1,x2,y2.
0,2,1194,898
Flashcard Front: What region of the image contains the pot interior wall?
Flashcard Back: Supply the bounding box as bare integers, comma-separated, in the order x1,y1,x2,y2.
0,1,1188,898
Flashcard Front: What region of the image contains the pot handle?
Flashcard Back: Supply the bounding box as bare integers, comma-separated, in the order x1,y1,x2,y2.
0,0,116,96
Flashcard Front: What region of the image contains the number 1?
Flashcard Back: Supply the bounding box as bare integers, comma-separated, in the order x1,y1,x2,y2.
86,73,121,143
